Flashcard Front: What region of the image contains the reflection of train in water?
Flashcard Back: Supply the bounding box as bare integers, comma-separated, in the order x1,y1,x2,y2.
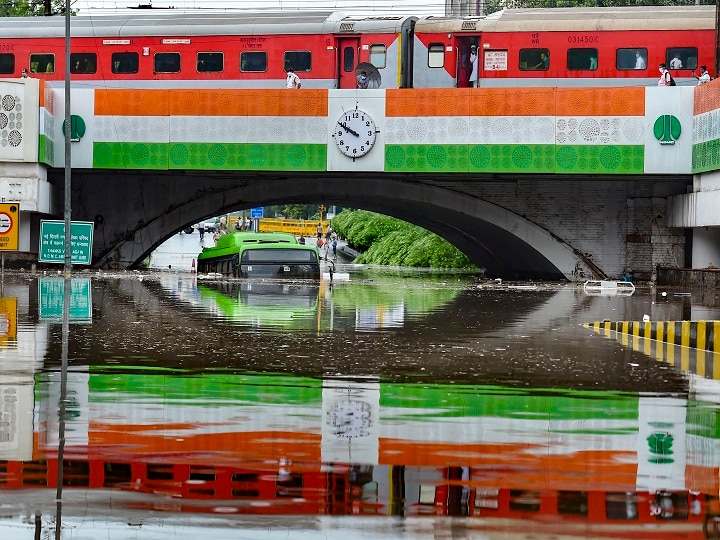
0,6,714,89
1,458,712,537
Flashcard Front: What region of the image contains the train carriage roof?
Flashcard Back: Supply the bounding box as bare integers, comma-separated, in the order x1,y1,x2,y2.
415,6,716,33
0,11,415,38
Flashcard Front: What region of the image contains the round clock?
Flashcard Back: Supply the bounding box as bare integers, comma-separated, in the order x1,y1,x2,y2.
334,108,377,159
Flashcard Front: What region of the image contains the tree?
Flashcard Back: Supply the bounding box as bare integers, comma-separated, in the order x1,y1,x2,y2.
265,204,319,220
0,0,71,17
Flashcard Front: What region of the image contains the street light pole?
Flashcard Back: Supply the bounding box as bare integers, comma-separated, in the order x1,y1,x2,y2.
63,0,72,277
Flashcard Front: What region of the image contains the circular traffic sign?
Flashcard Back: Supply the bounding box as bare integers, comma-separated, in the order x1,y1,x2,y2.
0,212,12,234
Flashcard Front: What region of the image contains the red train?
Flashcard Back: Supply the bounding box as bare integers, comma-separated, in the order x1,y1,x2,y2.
0,6,715,89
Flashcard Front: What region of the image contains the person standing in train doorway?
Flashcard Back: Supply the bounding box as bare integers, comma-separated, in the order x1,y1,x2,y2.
286,68,302,89
469,44,479,88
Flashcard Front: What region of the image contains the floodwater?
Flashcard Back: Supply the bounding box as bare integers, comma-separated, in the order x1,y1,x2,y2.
1,252,720,538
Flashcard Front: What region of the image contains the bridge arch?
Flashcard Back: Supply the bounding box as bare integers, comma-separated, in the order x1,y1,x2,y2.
69,171,599,280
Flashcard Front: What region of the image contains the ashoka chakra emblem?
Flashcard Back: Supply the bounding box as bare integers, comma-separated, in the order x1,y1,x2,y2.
2,95,16,111
8,130,22,147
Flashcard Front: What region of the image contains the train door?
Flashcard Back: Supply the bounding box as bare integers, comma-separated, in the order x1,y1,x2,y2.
456,37,479,88
337,37,360,89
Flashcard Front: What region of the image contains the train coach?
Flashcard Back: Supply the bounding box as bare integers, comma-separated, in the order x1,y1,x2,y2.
413,6,716,88
0,11,414,89
0,5,715,90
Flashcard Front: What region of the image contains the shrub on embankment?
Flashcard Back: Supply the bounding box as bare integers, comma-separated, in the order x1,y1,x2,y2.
331,210,479,270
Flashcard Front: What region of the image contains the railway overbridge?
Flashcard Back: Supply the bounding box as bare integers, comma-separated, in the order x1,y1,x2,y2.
1,80,719,280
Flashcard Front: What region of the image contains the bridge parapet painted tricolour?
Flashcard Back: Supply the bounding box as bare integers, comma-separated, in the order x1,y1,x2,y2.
30,86,699,175
692,79,720,174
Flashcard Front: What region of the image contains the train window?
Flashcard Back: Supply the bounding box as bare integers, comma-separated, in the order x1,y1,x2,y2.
606,492,638,520
70,53,97,74
343,46,354,73
369,44,386,69
558,491,588,516
509,490,540,512
568,48,597,71
519,49,549,71
666,47,698,70
0,53,13,75
197,52,223,73
112,52,139,74
428,43,445,68
154,52,181,74
284,51,311,72
29,53,54,74
616,48,647,70
240,51,267,72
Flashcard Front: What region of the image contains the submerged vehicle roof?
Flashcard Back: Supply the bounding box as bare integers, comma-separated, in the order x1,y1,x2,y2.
198,231,313,260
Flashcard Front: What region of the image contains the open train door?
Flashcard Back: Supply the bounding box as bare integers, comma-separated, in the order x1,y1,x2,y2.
337,37,361,89
456,37,479,88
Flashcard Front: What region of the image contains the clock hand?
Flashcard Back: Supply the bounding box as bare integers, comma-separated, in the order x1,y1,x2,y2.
337,121,360,137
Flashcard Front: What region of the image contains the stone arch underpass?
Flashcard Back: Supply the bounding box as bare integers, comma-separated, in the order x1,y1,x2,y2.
54,169,633,281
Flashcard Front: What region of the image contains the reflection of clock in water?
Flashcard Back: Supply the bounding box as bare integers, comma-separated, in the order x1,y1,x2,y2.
327,400,371,438
333,107,377,160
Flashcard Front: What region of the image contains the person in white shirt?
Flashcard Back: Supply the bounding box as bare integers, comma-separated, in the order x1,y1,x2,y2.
634,51,646,70
285,68,302,89
669,53,683,69
694,65,711,85
468,44,479,87
657,63,672,87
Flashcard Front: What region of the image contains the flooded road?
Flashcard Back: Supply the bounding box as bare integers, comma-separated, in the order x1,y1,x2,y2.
1,265,720,539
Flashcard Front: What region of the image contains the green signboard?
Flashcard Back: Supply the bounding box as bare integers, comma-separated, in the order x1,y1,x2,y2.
38,220,94,264
38,277,92,323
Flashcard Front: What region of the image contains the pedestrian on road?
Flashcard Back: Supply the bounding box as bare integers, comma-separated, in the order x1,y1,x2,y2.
197,223,204,240
316,222,323,239
332,238,337,256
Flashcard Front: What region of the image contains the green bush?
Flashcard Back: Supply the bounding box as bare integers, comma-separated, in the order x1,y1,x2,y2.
332,210,479,270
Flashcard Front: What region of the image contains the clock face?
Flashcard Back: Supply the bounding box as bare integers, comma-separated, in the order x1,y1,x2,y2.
334,109,377,159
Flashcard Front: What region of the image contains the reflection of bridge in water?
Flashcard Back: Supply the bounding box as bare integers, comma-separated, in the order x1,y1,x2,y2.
3,79,720,279
0,369,714,533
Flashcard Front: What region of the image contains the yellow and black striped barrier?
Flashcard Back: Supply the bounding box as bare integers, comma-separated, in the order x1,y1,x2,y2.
584,320,720,379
